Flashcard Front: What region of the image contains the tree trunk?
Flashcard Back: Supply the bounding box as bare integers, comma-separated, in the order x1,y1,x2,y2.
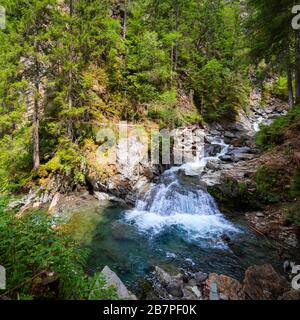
67,0,74,141
121,1,127,39
33,41,40,170
287,64,294,108
295,31,300,103
172,0,179,71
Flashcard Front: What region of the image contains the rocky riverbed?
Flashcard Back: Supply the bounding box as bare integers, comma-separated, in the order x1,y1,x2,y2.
9,94,299,300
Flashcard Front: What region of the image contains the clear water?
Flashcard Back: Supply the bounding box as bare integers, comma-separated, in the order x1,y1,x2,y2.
76,204,281,296
64,137,282,297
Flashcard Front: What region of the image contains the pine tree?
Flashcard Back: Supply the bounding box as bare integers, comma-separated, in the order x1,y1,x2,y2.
246,0,295,106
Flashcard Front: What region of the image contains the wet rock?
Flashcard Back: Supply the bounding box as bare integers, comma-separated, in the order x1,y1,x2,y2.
205,144,222,157
231,153,255,162
101,266,137,300
155,266,173,287
206,159,222,170
194,271,208,285
219,155,232,162
221,233,231,243
182,286,202,300
243,264,289,300
153,267,204,300
224,131,236,139
205,273,245,300
166,282,183,298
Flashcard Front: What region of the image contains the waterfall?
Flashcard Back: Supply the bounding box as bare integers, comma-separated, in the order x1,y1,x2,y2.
124,137,239,247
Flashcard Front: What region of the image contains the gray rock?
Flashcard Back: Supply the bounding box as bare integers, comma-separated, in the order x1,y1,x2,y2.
231,153,255,162
94,191,110,202
209,282,219,300
224,131,236,139
101,266,137,300
155,266,173,287
183,286,202,300
166,282,183,298
194,271,208,285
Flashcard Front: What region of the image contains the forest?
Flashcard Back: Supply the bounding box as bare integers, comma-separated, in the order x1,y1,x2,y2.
0,0,300,302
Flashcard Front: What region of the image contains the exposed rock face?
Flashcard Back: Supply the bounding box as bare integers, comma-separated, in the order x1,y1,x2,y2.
243,264,290,300
48,193,61,215
246,211,298,248
101,266,137,300
204,273,245,300
88,134,159,204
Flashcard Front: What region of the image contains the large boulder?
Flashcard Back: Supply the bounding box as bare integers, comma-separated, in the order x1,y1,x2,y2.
101,266,137,300
243,264,290,300
204,273,245,300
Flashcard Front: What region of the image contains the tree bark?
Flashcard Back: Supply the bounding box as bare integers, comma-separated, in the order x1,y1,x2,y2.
171,0,179,71
295,31,300,103
121,1,128,39
33,41,40,170
287,64,294,108
67,0,74,141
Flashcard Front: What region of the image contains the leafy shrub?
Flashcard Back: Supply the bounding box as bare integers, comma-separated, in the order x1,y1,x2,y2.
286,202,300,227
0,129,33,192
256,106,300,150
39,139,86,185
255,165,285,203
291,169,300,197
147,105,202,128
0,198,117,300
192,59,249,123
271,76,289,100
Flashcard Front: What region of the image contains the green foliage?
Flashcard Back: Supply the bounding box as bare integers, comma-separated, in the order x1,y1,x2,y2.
291,169,300,198
123,31,173,103
192,59,249,122
254,165,283,203
256,106,300,150
39,139,86,185
286,202,300,227
0,198,117,300
208,179,259,212
0,129,33,192
147,105,202,128
271,77,289,100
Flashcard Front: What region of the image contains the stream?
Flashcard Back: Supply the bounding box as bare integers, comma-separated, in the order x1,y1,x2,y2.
64,122,284,297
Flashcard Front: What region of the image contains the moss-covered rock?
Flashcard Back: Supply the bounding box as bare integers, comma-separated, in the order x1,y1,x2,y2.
208,177,260,213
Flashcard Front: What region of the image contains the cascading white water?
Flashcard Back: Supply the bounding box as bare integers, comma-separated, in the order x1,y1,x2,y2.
124,137,239,247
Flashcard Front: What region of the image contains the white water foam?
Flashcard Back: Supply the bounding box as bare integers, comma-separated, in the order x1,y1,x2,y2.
124,136,239,246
